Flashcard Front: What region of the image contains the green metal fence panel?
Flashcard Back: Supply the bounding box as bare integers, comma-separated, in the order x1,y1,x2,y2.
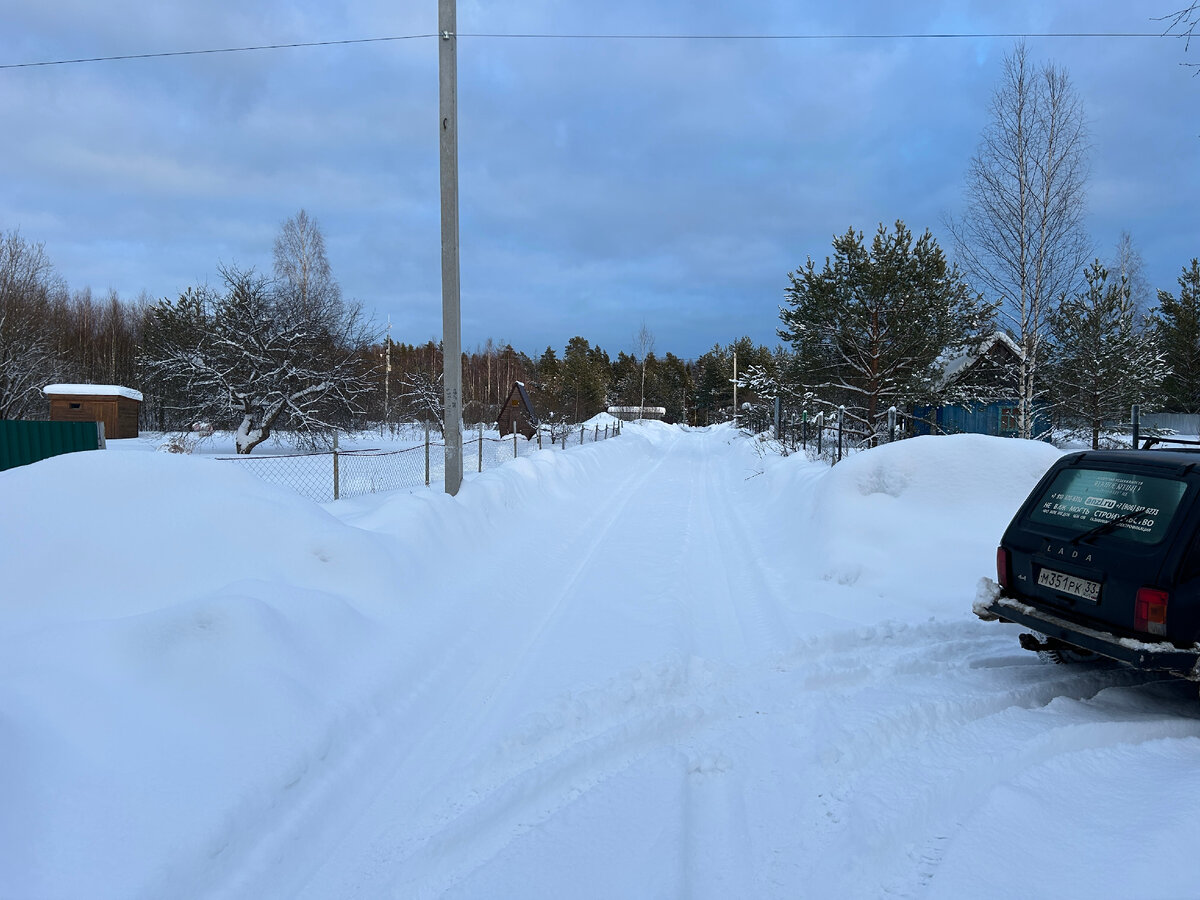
0,420,103,472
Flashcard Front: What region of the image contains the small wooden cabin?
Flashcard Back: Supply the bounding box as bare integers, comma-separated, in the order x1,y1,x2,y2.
44,384,143,439
911,333,1049,438
496,382,539,439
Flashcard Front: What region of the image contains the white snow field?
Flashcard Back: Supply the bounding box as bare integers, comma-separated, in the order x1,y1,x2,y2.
5,424,1200,899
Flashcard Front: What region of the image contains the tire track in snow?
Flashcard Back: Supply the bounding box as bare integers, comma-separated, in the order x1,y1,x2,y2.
210,435,681,899
759,623,1200,897
679,747,754,900
208,430,1193,900
704,448,795,657
261,434,692,899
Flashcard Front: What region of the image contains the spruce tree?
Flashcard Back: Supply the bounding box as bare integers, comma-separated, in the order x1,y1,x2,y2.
1045,260,1166,448
1157,259,1200,413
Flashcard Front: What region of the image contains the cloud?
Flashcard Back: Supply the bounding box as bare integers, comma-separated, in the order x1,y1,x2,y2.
0,0,1195,358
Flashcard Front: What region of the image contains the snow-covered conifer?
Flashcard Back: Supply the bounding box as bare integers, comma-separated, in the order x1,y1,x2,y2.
1045,260,1167,448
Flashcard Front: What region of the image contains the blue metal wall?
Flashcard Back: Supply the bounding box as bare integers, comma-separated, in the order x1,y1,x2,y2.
911,402,1048,438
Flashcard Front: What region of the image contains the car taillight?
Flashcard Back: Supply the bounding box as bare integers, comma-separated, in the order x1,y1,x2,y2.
1134,587,1169,636
996,547,1011,591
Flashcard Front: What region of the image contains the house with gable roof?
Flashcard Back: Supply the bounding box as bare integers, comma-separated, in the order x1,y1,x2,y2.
911,332,1049,438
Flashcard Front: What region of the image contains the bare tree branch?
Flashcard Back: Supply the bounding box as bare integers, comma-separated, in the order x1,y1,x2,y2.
949,42,1090,438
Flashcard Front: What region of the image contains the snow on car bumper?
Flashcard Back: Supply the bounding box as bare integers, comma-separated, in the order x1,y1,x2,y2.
980,595,1200,681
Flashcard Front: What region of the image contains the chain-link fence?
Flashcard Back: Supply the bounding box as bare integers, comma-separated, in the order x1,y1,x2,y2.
219,421,622,502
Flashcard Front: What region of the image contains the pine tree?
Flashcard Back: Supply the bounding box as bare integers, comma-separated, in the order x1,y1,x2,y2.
779,221,991,433
1045,260,1167,448
561,336,607,422
657,352,694,424
1157,259,1200,413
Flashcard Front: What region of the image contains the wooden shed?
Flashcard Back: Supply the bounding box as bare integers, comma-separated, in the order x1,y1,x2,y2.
44,384,143,439
496,382,539,439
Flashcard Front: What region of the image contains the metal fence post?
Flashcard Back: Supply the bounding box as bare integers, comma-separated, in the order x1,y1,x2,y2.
580,425,585,445
513,424,518,458
594,424,599,442
1132,404,1140,449
837,406,844,463
888,406,897,443
816,413,823,455
332,430,340,500
424,425,430,486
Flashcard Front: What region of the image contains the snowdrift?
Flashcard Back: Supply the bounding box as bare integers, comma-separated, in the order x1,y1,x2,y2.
0,429,1069,897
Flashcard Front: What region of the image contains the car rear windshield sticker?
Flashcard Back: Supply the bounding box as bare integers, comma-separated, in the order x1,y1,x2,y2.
1027,468,1187,544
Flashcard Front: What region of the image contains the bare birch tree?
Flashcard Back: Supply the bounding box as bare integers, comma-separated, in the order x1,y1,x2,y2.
0,230,66,419
1111,231,1154,317
273,209,339,310
1159,3,1199,69
951,42,1090,439
633,322,655,418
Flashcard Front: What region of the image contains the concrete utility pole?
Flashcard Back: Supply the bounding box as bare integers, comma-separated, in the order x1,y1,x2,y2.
439,0,463,495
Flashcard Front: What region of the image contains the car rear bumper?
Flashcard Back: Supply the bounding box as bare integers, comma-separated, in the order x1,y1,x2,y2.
979,595,1200,680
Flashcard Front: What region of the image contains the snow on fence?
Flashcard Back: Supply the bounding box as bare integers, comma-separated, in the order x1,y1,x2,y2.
758,408,895,465
220,421,621,502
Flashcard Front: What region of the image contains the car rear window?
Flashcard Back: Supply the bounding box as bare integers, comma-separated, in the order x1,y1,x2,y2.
1026,467,1188,545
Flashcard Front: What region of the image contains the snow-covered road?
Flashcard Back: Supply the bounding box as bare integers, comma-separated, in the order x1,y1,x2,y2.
6,424,1200,899
217,427,1200,899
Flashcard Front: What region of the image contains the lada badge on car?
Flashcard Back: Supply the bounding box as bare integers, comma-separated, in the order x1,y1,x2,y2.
1044,542,1093,563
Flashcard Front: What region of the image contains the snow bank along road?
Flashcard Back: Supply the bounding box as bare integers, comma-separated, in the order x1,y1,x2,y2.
6,424,1200,899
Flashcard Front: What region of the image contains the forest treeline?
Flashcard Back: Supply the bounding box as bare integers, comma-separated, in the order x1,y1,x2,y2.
0,226,770,432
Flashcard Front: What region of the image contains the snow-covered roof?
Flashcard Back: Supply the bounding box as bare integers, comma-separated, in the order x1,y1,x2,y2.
43,384,144,402
936,332,1022,389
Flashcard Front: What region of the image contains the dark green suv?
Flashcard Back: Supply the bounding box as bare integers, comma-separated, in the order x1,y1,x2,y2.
976,449,1200,680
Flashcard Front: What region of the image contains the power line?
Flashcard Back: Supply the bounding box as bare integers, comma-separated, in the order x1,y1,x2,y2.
462,31,1169,40
0,30,1177,71
0,33,436,70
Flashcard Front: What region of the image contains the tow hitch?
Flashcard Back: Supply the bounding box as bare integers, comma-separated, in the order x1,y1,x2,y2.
1018,632,1052,653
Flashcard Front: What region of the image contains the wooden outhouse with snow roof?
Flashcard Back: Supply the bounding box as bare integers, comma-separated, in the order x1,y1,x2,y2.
44,384,143,439
496,382,539,439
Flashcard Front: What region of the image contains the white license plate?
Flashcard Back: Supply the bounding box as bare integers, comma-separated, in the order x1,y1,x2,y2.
1037,567,1101,602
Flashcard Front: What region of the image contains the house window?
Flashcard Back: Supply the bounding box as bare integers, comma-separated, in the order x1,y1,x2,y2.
69,402,82,409
999,406,1019,432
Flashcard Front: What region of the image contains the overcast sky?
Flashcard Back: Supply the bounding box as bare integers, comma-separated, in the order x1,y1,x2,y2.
1,1,1197,359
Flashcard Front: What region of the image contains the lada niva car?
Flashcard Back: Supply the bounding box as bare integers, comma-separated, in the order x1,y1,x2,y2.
976,449,1200,680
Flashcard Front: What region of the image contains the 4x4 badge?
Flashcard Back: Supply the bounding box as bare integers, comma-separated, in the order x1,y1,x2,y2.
1045,542,1093,562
